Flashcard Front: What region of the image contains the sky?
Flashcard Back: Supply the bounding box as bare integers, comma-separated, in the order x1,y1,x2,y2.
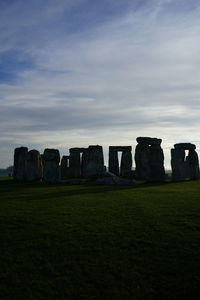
1,0,200,168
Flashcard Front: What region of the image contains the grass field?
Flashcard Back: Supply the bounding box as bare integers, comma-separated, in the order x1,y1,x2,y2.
0,177,200,300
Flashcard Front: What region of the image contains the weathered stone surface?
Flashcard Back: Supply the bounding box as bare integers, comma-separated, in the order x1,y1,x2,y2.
135,143,150,180
149,144,165,181
171,146,200,181
69,151,81,178
120,150,132,177
43,149,60,183
174,143,196,150
13,147,28,181
135,137,165,181
136,137,162,145
171,148,186,181
95,172,136,185
187,149,200,179
108,150,119,176
26,150,43,181
109,146,132,152
84,145,104,178
61,155,70,178
68,147,88,178
41,154,44,167
109,146,132,177
70,147,87,153
81,148,89,178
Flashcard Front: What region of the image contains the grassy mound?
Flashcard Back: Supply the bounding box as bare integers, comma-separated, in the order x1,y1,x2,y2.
0,178,200,299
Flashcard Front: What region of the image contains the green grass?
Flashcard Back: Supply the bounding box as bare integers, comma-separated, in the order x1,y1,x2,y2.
0,178,200,300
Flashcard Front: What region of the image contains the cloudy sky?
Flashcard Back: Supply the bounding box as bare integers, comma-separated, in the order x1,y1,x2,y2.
1,0,200,168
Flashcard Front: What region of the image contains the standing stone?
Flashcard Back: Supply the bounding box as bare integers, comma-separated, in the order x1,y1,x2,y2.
149,144,165,181
120,150,132,177
187,149,200,180
171,143,199,181
61,155,70,178
26,150,43,181
84,145,104,178
43,149,60,183
135,143,150,180
69,149,81,178
81,148,89,178
108,150,119,176
13,147,28,181
171,148,186,181
109,146,132,176
135,137,165,181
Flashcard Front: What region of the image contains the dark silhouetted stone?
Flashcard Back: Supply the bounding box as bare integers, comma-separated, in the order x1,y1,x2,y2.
69,151,81,178
174,143,196,150
27,150,43,181
69,147,88,178
149,144,165,181
135,137,165,181
43,149,60,183
13,147,28,181
81,148,89,178
135,143,150,180
109,146,132,177
187,149,200,179
171,144,199,181
108,149,119,176
171,148,186,181
61,155,70,178
136,137,162,145
84,145,104,178
120,150,132,176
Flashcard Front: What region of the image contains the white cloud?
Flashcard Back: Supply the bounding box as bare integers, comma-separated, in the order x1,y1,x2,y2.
1,1,200,168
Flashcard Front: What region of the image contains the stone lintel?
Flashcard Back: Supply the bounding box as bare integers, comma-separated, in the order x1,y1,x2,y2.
174,143,196,150
109,146,132,152
136,137,162,145
69,147,88,154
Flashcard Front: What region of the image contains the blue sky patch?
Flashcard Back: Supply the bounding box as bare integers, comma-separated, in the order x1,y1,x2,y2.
0,50,34,83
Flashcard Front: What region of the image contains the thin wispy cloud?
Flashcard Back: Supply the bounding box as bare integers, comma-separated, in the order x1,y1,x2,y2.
1,0,200,167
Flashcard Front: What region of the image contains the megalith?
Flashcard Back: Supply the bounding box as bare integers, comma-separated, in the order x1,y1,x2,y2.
187,149,200,179
81,148,89,178
69,148,87,178
84,145,104,178
149,144,165,181
135,137,165,181
13,146,28,181
26,150,43,181
120,149,132,177
43,149,60,183
61,155,70,178
135,143,150,180
109,149,119,176
108,146,132,177
171,143,200,181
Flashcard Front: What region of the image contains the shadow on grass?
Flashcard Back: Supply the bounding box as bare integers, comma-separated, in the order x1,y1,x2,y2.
1,177,199,201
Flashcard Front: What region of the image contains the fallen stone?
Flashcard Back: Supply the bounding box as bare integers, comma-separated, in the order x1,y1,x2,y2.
95,172,136,185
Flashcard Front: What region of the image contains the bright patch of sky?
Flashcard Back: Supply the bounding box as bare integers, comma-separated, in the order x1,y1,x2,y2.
1,0,200,168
